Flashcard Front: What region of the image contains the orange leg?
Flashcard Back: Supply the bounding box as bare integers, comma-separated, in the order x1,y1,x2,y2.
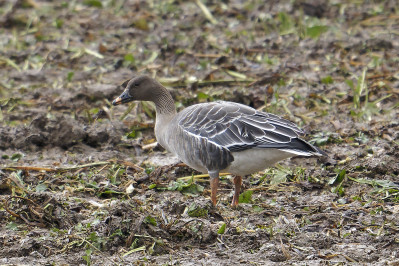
231,176,242,207
209,171,219,206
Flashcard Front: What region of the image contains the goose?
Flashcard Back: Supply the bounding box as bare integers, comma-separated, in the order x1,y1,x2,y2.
112,75,326,207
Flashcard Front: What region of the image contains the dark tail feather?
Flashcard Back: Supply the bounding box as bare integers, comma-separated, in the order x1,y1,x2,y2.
258,138,328,157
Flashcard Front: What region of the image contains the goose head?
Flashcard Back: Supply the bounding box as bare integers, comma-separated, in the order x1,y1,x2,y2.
112,75,162,105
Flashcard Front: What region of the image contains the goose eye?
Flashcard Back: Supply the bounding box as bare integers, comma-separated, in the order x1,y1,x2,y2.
134,83,139,87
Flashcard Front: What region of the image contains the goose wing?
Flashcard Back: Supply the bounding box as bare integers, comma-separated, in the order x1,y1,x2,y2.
177,101,319,155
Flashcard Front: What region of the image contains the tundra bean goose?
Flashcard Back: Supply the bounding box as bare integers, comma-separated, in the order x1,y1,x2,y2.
112,75,326,207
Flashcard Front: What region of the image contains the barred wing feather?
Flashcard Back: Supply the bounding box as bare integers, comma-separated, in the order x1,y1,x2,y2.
177,101,315,154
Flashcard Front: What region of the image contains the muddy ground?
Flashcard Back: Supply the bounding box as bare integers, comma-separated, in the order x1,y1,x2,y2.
0,0,398,265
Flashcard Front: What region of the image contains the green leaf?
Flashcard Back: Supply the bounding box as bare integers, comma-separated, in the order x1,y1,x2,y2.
55,19,64,29
145,167,154,174
321,76,333,84
83,0,102,7
144,215,157,226
239,190,253,204
181,183,204,195
197,91,210,100
133,18,149,31
306,25,328,39
98,188,123,196
187,203,208,217
168,180,184,191
82,248,92,265
278,12,295,35
6,222,19,231
148,184,157,189
168,179,203,195
310,132,343,145
345,79,354,90
11,153,23,162
252,205,263,212
331,185,345,197
348,177,399,190
328,169,346,185
67,71,74,82
88,232,98,242
217,223,226,234
110,229,124,238
124,54,135,63
126,130,136,139
35,183,47,192
270,168,288,185
89,107,99,115
330,169,346,196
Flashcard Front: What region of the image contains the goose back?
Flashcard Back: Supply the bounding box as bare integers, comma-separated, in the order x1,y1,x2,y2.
156,101,321,174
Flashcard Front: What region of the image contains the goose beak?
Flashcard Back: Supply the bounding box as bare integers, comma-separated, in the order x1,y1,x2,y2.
112,90,133,105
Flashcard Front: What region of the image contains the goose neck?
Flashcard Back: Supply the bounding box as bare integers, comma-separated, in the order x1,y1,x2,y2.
153,87,176,116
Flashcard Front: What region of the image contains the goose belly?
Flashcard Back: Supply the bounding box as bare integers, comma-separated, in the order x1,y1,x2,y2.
224,148,294,176
170,148,295,176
